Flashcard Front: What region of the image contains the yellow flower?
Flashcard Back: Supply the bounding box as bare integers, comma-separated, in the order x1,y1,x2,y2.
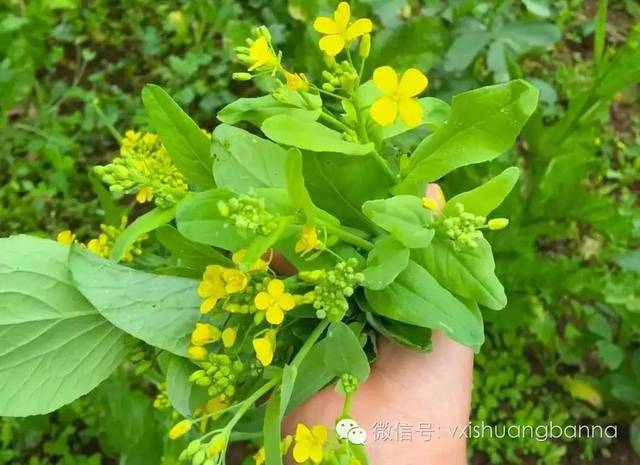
248,37,279,72
223,268,249,294
295,225,323,255
253,447,265,465
313,2,372,57
370,66,429,127
198,265,227,313
252,332,276,366
222,327,238,348
168,419,191,439
292,424,328,464
253,435,292,464
56,230,76,245
285,72,309,91
187,346,208,360
232,249,269,272
191,323,222,346
421,183,446,213
254,279,296,325
85,234,110,258
207,434,226,456
136,186,154,204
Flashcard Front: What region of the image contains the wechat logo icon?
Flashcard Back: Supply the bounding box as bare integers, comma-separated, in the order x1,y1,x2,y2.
336,418,368,445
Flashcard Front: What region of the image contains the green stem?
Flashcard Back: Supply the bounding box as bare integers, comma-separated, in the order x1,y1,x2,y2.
371,149,397,183
320,112,350,132
342,390,354,417
320,221,374,251
224,376,280,433
291,319,331,369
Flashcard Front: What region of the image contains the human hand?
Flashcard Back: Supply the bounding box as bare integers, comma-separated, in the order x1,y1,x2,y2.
284,331,473,465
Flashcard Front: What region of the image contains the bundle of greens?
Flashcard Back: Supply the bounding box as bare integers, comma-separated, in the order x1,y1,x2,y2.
0,2,539,464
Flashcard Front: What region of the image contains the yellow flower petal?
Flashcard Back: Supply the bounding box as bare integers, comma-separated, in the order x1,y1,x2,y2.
222,327,237,348
398,68,429,97
255,291,272,310
346,18,372,40
266,305,285,325
278,293,296,311
253,336,274,366
313,17,338,34
398,97,424,127
370,96,398,126
187,346,208,360
267,279,285,298
168,419,191,439
292,442,310,464
309,443,324,464
311,425,328,443
373,66,398,95
319,34,345,56
56,230,75,245
200,296,217,313
334,2,351,29
295,423,312,442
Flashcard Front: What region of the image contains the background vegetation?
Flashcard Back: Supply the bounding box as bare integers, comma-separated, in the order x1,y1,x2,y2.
1,0,638,464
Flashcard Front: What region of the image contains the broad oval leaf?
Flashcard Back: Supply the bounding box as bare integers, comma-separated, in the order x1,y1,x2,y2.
363,235,410,290
0,236,131,416
261,115,375,155
365,260,484,350
217,92,322,127
70,246,202,356
324,322,370,382
166,354,209,417
362,196,434,248
395,80,538,194
212,124,288,193
110,206,176,262
413,237,507,310
443,166,520,217
141,84,215,189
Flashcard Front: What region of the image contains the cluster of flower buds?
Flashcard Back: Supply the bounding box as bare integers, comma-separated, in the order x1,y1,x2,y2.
86,217,146,262
300,258,365,321
129,342,154,375
179,434,227,465
217,194,278,236
153,383,171,410
94,130,188,209
340,373,358,394
189,354,245,402
321,56,358,93
439,203,486,250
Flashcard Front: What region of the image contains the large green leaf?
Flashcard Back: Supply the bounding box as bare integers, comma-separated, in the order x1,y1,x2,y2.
285,148,316,222
363,235,410,290
413,237,507,310
365,260,484,350
141,84,214,189
212,125,288,193
0,236,130,416
302,150,393,231
324,322,370,382
395,80,538,194
156,225,232,270
176,189,249,251
443,31,492,72
362,196,434,248
69,246,202,356
443,167,520,217
262,115,375,155
166,354,208,418
217,92,322,127
263,391,283,465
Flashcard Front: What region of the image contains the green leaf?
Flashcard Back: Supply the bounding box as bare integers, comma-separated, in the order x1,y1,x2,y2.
261,115,375,155
413,237,507,310
324,322,370,382
217,92,322,126
363,236,410,290
362,196,434,248
280,364,298,419
212,125,288,193
69,246,202,355
176,189,249,251
166,355,208,418
443,167,520,217
587,314,613,340
365,260,484,350
111,206,176,262
443,31,492,72
287,338,334,412
263,391,283,465
285,148,316,221
596,340,624,370
302,150,393,231
141,84,214,189
395,80,538,194
156,225,232,270
0,236,130,416
365,311,432,352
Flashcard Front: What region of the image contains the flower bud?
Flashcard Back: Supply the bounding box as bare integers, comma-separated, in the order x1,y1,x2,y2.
168,419,192,440
488,218,509,230
359,33,371,58
232,72,253,81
